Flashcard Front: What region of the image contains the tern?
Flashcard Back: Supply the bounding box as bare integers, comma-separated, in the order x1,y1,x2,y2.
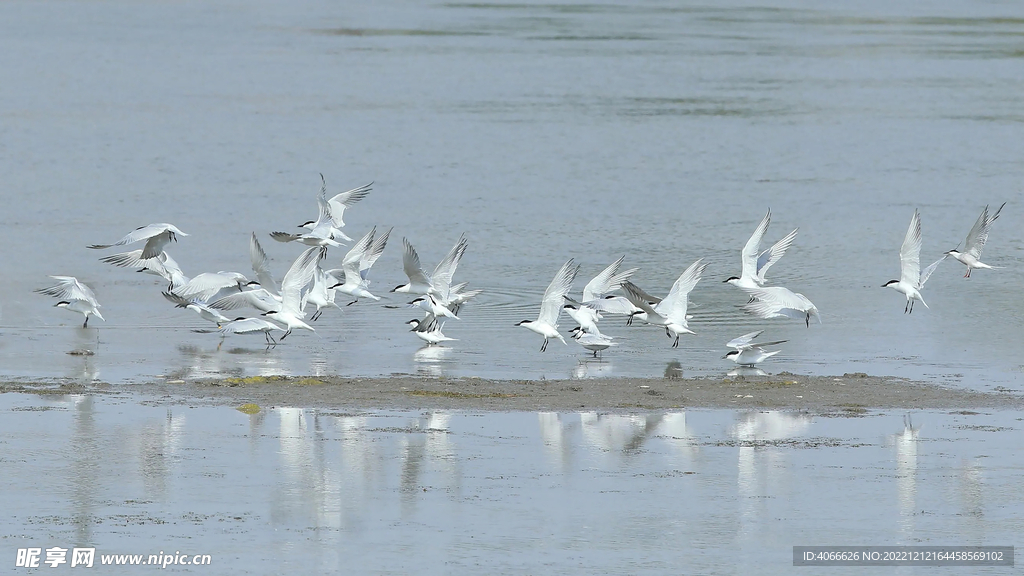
945,202,1005,278
409,294,460,320
741,285,821,326
271,176,346,247
563,256,638,336
35,276,104,327
326,226,392,303
301,178,373,241
88,223,188,259
162,291,232,326
516,259,580,352
218,317,284,346
569,327,618,357
882,210,946,314
723,330,787,366
407,313,457,346
623,259,707,347
725,209,798,289
99,249,189,290
172,271,256,304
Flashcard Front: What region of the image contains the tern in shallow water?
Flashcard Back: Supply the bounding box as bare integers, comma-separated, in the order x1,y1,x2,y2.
35,276,104,327
882,209,946,314
569,327,617,357
723,330,787,366
623,259,707,348
725,209,798,289
407,313,457,346
516,259,580,352
88,223,188,259
945,202,1005,278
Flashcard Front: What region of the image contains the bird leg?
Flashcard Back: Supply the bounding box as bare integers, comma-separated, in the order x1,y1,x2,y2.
672,335,679,348
909,300,915,314
281,329,291,340
540,338,548,352
965,268,971,278
592,350,598,358
904,300,910,314
83,316,89,328
347,300,357,306
805,313,810,328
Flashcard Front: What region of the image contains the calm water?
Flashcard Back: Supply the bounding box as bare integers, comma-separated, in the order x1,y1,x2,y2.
1,392,1020,574
1,0,1023,385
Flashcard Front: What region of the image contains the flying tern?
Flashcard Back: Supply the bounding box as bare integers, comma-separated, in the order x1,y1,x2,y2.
218,317,284,346
88,223,188,259
563,256,638,336
326,226,392,303
945,202,1005,278
623,259,707,347
725,209,798,289
723,330,787,366
301,178,373,240
35,276,104,327
272,176,347,247
516,259,580,352
882,210,946,314
741,285,821,326
172,272,256,303
162,291,231,326
99,249,189,290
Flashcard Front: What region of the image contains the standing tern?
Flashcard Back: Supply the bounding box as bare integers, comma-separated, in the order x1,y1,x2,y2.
407,313,457,346
945,202,1006,278
723,330,787,366
725,209,798,289
35,276,104,327
88,223,188,259
569,327,617,357
516,259,580,352
882,210,946,314
741,285,821,326
623,259,707,347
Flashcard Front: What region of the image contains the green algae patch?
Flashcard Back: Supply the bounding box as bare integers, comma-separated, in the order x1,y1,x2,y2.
236,403,261,415
224,376,324,386
405,390,518,399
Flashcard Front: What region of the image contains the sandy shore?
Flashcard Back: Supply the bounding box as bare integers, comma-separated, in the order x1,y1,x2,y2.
5,372,1023,414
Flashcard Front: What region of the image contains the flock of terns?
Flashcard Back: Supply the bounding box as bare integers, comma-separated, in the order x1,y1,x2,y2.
34,177,1007,367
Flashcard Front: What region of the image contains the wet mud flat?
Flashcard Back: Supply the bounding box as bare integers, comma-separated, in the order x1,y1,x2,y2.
5,372,1022,414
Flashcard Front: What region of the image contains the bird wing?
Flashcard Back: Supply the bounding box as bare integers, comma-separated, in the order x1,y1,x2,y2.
537,259,579,326
360,226,392,280
741,286,814,319
280,247,323,314
249,233,278,295
622,280,662,304
656,259,707,323
726,330,764,350
582,256,637,302
918,254,947,288
740,210,771,280
208,288,281,312
756,228,798,283
431,234,468,301
621,282,659,316
36,276,99,305
172,272,238,301
964,202,1005,259
402,238,433,288
88,223,171,249
584,295,639,315
98,249,151,269
899,210,923,287
327,182,373,228
342,227,376,280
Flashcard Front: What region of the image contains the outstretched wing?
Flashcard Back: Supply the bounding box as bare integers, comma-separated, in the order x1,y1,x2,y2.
740,210,770,280
656,258,707,323
402,238,433,289
581,256,637,302
964,202,1005,259
537,259,579,326
918,254,947,288
899,210,923,287
726,330,764,350
35,276,99,305
756,228,798,283
250,233,278,295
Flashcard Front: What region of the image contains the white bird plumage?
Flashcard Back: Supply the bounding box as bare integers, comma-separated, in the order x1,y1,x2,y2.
724,330,788,366
623,258,707,347
725,209,798,289
741,285,821,326
88,223,188,260
882,209,946,314
516,259,580,352
35,276,104,327
945,202,1005,278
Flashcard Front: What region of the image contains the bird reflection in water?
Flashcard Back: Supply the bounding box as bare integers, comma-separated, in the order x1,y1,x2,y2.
572,358,613,379
726,366,768,378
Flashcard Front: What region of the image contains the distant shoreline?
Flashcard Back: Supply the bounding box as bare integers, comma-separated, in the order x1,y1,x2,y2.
4,373,1023,414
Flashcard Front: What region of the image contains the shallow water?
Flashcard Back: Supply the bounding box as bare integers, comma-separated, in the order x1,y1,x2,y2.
1,392,1020,574
1,0,1023,385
